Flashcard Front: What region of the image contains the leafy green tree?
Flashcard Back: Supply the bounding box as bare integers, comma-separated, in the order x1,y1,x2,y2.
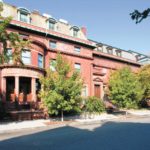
108,67,143,109
84,96,105,114
138,65,150,99
130,8,150,24
39,54,83,121
0,2,30,65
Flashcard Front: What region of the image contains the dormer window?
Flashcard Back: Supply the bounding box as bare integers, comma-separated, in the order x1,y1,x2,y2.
17,7,31,23
96,43,103,52
116,50,122,57
47,18,57,30
73,29,78,37
71,26,80,38
107,46,113,54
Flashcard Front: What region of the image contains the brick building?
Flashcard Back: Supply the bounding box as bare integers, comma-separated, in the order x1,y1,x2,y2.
0,1,141,111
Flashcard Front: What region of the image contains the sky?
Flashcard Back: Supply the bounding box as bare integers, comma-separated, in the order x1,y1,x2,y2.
3,0,150,55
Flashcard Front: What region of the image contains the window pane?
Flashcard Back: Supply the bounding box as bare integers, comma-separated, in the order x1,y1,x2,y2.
82,86,87,97
107,49,113,54
50,59,56,71
73,29,78,37
49,22,55,30
116,51,121,57
7,48,12,64
74,47,80,53
22,50,31,64
50,41,57,49
74,63,81,71
20,12,28,23
38,54,43,68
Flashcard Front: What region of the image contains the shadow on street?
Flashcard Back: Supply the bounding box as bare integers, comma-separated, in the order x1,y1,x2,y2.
0,121,150,150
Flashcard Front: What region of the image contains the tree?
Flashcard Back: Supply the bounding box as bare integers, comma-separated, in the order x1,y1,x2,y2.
0,2,30,65
108,67,143,109
130,8,150,24
39,54,83,121
138,65,150,99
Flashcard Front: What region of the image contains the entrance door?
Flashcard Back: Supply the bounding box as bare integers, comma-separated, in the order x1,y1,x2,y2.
94,84,100,98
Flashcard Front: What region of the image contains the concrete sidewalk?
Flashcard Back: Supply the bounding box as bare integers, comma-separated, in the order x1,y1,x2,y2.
0,110,150,134
0,113,119,133
127,109,150,116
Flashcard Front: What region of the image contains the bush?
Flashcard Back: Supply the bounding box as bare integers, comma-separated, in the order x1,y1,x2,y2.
84,96,105,114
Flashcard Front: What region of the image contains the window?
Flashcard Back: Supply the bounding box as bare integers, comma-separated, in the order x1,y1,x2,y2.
38,54,43,68
96,47,103,52
96,43,103,52
71,26,80,38
82,86,88,97
50,59,56,71
73,29,78,37
116,50,122,57
18,7,30,23
107,49,112,54
50,41,57,49
74,47,80,54
49,22,55,30
36,79,41,95
47,18,57,30
22,50,31,64
74,63,81,72
20,12,28,23
19,33,29,39
7,48,12,64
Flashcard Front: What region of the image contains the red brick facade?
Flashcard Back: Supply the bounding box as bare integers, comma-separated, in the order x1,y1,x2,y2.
0,3,141,105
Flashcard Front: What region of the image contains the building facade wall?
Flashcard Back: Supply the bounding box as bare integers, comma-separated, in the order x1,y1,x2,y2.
0,2,141,103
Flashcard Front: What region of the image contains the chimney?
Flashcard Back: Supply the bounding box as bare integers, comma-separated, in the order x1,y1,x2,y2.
32,10,40,15
81,27,87,36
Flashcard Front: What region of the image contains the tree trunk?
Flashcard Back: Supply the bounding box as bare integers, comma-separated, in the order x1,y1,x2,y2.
61,110,64,122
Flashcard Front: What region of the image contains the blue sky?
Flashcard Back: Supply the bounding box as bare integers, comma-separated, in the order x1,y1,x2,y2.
4,0,150,55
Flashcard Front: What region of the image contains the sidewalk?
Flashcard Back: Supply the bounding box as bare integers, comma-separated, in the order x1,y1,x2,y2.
127,109,150,116
0,113,119,133
0,110,150,134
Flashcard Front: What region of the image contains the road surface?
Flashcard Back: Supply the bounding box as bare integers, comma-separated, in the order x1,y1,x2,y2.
0,116,150,150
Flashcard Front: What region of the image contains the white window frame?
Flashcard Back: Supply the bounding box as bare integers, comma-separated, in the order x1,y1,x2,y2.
82,85,88,97
74,47,81,54
22,50,31,65
74,63,81,72
116,50,122,57
50,59,56,71
38,53,43,68
47,18,57,31
7,48,13,64
17,8,31,23
50,41,57,49
70,26,80,38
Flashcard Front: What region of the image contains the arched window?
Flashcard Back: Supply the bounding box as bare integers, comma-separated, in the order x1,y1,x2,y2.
17,7,31,23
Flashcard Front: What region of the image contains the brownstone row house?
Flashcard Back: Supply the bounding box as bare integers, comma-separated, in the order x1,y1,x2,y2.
0,1,141,117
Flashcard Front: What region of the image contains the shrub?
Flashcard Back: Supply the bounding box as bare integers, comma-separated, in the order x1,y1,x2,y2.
84,96,105,114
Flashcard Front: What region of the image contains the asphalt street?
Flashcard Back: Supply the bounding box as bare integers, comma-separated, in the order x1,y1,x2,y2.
1,117,150,150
